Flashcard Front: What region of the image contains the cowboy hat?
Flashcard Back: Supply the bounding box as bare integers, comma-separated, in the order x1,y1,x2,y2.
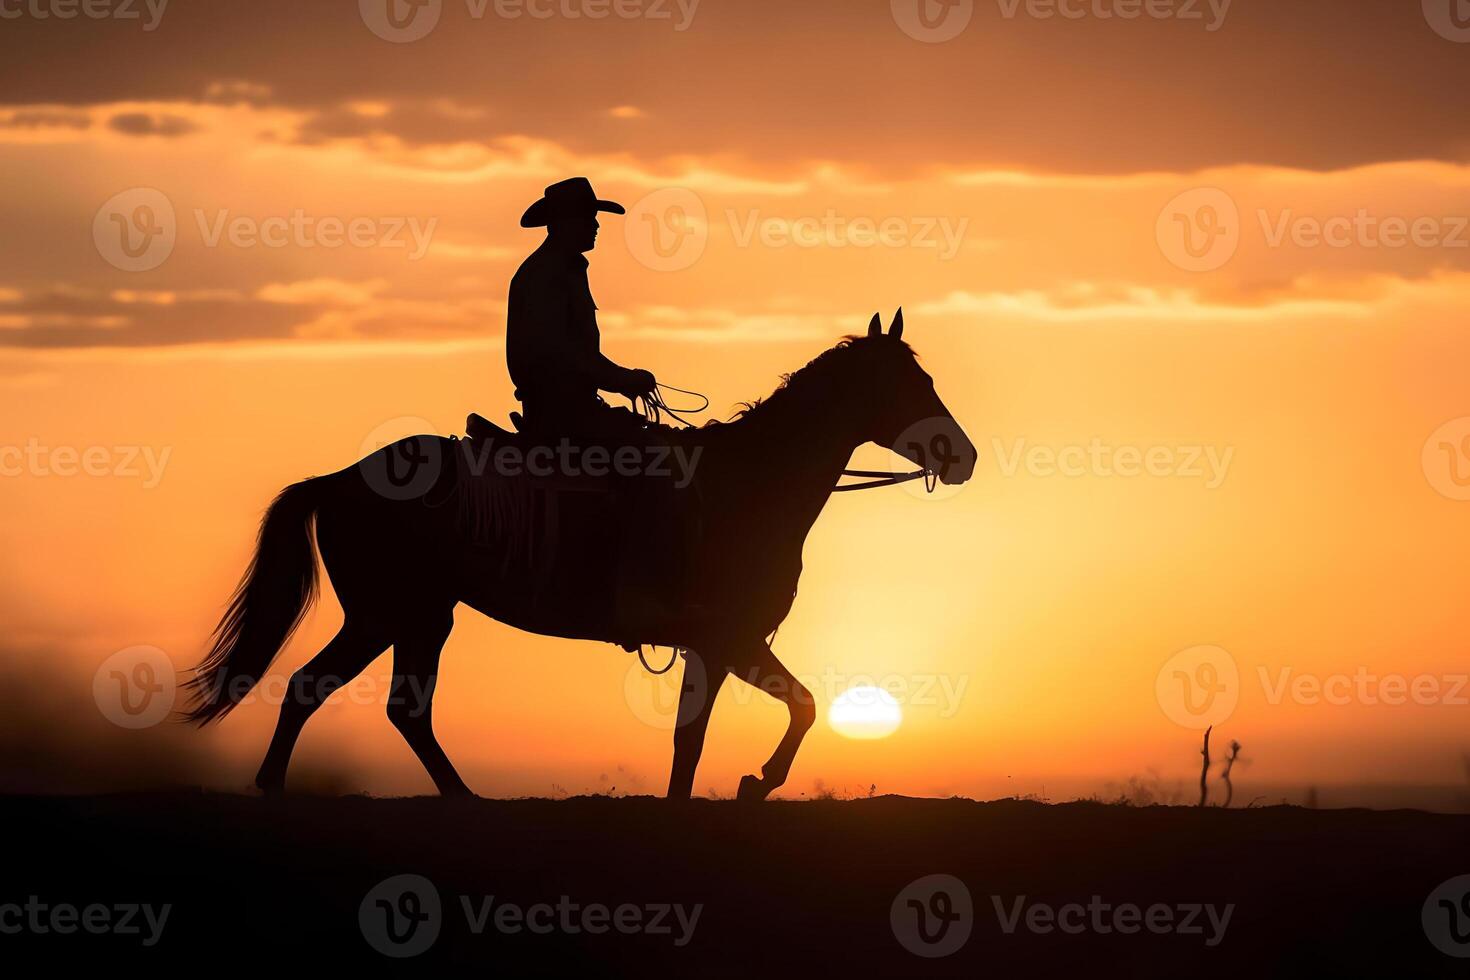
520,177,626,228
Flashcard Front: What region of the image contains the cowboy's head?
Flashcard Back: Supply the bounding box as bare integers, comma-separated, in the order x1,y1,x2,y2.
521,177,625,254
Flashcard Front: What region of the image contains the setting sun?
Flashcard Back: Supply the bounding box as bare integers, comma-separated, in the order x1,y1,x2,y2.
828,687,903,740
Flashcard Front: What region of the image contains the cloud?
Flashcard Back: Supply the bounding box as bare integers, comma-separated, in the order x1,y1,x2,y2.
0,0,1466,175
201,79,275,106
256,278,388,306
605,306,845,344
912,283,1376,324
0,313,129,331
427,240,518,262
111,288,247,305
0,107,91,130
107,111,199,138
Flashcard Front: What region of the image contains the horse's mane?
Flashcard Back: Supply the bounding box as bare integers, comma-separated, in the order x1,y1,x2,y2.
729,334,913,423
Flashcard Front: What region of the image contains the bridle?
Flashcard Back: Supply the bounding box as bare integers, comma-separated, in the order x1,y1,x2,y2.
638,383,940,495
834,468,937,493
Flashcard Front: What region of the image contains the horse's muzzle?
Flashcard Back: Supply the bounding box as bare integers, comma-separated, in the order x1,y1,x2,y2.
939,432,977,485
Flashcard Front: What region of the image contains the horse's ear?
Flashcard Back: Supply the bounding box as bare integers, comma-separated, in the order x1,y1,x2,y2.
867,313,882,338
891,307,904,340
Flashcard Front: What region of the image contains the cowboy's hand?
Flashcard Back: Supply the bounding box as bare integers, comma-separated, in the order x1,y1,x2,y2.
623,369,656,398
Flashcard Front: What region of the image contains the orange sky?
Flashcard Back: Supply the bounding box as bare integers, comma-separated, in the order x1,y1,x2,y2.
3,0,1469,807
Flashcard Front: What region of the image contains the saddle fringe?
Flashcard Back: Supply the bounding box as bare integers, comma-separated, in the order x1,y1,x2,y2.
449,451,537,573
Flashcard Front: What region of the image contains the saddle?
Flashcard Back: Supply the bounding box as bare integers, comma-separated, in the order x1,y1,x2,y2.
456,412,700,647
466,411,523,445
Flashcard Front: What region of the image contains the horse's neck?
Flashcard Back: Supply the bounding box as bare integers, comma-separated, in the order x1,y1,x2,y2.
726,387,862,520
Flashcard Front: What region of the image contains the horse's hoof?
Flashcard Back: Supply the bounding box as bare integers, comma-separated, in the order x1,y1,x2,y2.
737,774,768,802
255,780,285,798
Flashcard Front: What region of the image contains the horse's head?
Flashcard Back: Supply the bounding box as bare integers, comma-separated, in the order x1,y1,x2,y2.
852,309,976,486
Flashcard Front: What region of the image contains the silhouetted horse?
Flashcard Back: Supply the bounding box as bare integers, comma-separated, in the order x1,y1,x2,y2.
185,312,975,800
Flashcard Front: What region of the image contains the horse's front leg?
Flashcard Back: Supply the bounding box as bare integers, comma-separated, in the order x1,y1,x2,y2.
666,650,728,800
729,641,816,802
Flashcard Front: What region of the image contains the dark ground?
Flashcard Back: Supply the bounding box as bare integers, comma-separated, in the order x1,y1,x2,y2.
3,792,1468,975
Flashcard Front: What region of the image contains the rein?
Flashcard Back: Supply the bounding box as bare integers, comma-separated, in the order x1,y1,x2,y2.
637,382,937,495
633,383,710,429
834,468,937,493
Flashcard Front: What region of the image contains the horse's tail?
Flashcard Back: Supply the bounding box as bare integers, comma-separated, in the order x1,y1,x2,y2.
183,477,327,725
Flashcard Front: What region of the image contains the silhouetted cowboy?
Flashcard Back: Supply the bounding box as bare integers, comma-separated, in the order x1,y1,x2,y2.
508,177,656,439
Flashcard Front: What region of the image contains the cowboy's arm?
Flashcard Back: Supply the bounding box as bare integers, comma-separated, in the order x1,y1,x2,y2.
575,289,653,396
520,290,648,395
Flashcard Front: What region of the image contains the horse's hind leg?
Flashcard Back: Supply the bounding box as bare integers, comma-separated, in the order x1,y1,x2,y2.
728,641,816,802
255,619,389,794
387,606,473,798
